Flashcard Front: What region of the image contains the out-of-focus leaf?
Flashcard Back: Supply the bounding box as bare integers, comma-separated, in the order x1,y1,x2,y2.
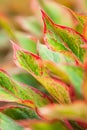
65,6,87,33
38,0,73,27
55,0,74,8
82,71,87,100
16,32,37,53
0,69,51,109
13,42,71,104
83,23,87,40
38,102,87,122
66,7,87,28
0,30,9,47
41,10,87,63
0,112,23,130
0,14,17,40
30,121,68,130
16,16,42,37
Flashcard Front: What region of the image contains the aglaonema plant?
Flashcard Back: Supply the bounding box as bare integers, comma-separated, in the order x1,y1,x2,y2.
1,3,87,130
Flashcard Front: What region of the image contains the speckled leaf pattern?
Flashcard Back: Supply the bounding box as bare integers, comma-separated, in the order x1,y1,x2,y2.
45,61,83,96
13,42,71,104
41,10,87,63
0,69,51,108
0,86,19,102
3,107,39,120
37,44,83,96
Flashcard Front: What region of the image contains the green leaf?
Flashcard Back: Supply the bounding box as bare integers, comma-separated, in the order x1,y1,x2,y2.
0,69,51,108
3,107,39,120
38,43,75,65
12,72,48,94
38,0,73,27
16,16,42,37
41,10,87,63
45,61,83,96
38,44,83,95
13,42,71,104
66,7,87,29
62,65,83,95
38,102,87,122
0,113,23,130
0,86,19,102
16,32,37,53
31,121,68,130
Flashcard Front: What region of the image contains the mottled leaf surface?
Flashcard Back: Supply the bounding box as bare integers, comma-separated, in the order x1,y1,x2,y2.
41,10,87,62
45,61,83,96
0,69,51,108
3,107,39,120
13,42,71,104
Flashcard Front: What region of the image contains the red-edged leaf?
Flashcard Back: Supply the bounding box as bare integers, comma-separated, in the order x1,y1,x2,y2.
0,69,52,109
41,10,87,63
12,41,71,104
83,23,87,40
65,7,87,29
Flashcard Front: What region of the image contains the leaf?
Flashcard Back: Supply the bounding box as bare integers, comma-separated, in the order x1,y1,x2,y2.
12,42,71,104
0,69,51,109
16,32,37,53
38,43,83,97
65,7,87,29
12,72,48,95
3,107,39,120
0,86,19,102
38,102,87,122
0,113,23,130
38,0,73,27
41,10,87,63
45,61,83,96
30,121,68,130
83,23,87,40
16,16,42,37
0,13,17,40
38,43,75,65
43,29,78,63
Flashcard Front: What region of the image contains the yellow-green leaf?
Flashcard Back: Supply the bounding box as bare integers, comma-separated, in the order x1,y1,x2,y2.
0,69,51,109
12,42,71,104
41,10,87,63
